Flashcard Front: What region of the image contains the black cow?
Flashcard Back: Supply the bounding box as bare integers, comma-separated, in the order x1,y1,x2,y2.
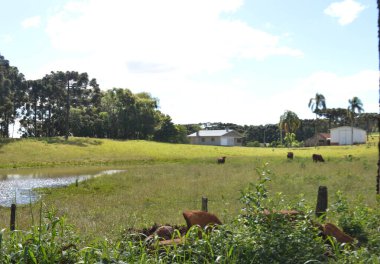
287,152,294,160
312,154,325,162
217,157,226,164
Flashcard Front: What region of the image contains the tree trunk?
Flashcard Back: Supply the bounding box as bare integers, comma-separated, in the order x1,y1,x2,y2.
33,95,37,137
65,81,70,141
315,113,318,135
3,113,9,138
48,106,52,137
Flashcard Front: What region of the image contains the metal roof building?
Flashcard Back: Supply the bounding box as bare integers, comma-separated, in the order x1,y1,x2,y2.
187,129,243,146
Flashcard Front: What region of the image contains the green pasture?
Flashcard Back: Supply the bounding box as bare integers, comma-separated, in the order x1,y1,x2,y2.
0,136,378,241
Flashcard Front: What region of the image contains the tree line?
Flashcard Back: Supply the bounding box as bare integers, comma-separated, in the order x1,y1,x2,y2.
0,54,187,142
1,53,377,145
185,96,377,147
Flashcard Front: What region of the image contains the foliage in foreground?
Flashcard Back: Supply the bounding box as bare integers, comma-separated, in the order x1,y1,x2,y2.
0,165,379,263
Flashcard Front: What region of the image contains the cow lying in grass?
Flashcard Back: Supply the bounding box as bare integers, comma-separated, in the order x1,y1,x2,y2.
147,210,354,246
154,209,354,247
183,210,222,230
312,154,325,162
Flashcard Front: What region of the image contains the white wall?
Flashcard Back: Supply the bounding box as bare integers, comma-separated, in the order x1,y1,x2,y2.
331,126,366,145
221,137,234,146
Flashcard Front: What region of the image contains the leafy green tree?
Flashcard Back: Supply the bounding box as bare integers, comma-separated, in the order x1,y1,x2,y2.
0,54,26,138
40,74,63,137
320,107,350,128
69,107,100,137
98,88,161,139
174,124,189,143
29,80,43,137
18,71,94,138
279,110,300,145
243,124,278,145
284,132,297,147
154,114,178,143
348,96,364,145
182,124,202,136
133,92,159,139
357,113,378,139
102,88,136,138
63,71,89,140
308,93,326,134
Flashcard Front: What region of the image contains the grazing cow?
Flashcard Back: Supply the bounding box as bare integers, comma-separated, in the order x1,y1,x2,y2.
287,152,294,160
312,154,325,162
217,157,226,164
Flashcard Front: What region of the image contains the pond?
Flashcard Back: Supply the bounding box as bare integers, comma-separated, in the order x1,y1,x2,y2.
0,167,126,207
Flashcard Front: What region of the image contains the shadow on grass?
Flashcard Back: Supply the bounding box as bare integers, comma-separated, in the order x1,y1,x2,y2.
37,137,103,147
0,137,103,148
0,138,20,150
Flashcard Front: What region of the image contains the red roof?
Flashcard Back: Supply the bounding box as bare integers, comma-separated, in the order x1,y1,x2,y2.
319,133,330,139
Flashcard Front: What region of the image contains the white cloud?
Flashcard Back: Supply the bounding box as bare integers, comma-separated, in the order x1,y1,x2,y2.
36,0,307,125
0,34,13,44
270,70,378,122
21,16,41,29
324,0,366,25
44,0,302,78
124,70,378,125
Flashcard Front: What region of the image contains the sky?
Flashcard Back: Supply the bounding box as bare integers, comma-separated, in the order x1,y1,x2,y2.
0,0,378,126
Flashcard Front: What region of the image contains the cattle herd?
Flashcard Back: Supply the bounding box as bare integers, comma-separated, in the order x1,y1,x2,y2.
144,209,354,246
287,152,325,162
218,153,326,164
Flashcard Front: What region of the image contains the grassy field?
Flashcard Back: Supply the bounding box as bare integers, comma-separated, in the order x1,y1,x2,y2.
0,136,378,241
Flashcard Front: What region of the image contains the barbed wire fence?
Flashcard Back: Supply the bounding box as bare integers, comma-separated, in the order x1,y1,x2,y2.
6,186,330,231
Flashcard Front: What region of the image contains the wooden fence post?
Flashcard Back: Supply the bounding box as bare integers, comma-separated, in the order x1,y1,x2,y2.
377,159,379,195
377,141,380,194
10,203,16,231
201,197,208,212
316,186,327,219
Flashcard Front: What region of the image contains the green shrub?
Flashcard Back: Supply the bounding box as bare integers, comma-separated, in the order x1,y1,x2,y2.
0,207,80,263
331,191,380,253
246,141,261,147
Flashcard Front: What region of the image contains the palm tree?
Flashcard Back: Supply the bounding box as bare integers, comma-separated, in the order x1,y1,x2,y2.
279,110,301,145
308,93,326,135
347,96,364,145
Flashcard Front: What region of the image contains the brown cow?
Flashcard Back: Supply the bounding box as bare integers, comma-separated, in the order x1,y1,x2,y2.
312,154,325,162
217,157,226,164
183,210,222,229
322,223,354,243
287,152,294,160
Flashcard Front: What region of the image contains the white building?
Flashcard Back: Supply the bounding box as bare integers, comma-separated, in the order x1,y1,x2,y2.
187,129,243,146
330,126,366,145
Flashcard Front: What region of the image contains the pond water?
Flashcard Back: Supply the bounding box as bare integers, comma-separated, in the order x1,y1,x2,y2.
0,168,125,207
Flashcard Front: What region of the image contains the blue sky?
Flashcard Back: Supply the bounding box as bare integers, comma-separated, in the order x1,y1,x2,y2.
0,0,377,125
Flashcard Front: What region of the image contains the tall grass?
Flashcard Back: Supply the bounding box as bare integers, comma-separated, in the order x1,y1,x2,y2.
0,168,378,263
1,136,377,168
0,136,378,241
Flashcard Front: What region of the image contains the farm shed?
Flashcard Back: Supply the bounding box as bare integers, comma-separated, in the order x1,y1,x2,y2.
330,126,366,145
187,129,243,146
304,133,331,147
